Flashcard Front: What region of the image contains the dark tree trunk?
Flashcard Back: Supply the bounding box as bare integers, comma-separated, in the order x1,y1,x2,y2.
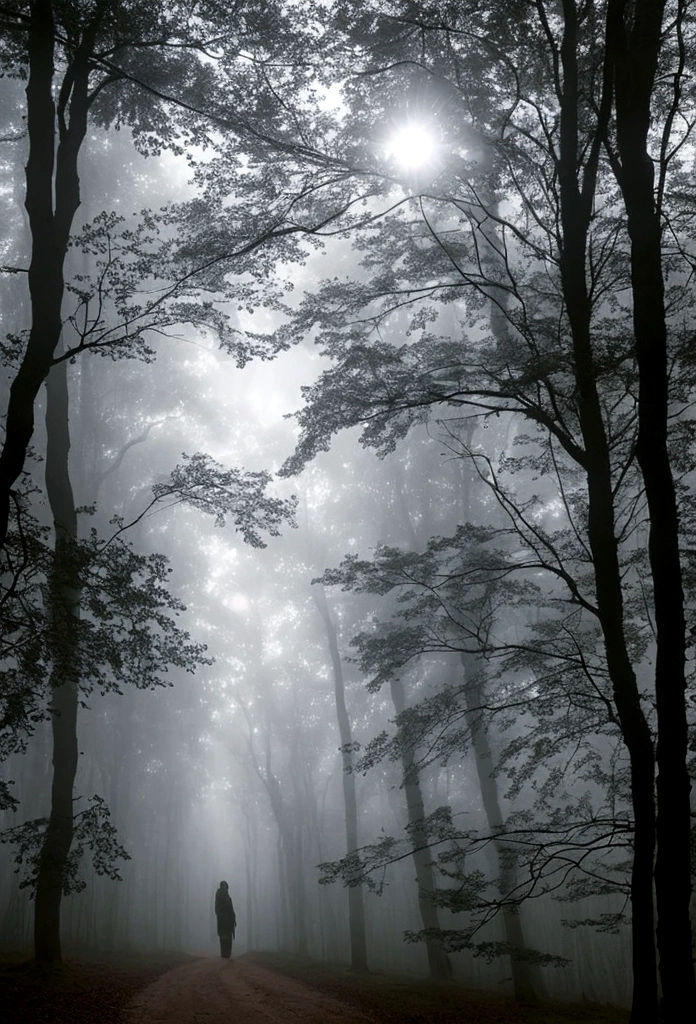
460,652,542,1001
455,429,542,997
387,470,454,980
389,677,452,980
34,356,80,964
0,0,92,549
556,8,658,1018
607,2,696,1016
313,585,368,972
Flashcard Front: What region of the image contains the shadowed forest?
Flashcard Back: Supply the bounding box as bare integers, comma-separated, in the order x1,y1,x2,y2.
0,3,695,1023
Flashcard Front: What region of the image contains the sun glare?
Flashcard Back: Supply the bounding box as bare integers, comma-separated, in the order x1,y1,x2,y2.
385,124,437,170
228,593,249,613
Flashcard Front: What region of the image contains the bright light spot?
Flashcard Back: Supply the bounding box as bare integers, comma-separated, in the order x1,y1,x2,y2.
533,497,564,521
386,124,437,170
228,593,248,612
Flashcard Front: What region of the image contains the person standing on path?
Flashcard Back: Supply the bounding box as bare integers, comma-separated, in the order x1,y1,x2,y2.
214,880,236,959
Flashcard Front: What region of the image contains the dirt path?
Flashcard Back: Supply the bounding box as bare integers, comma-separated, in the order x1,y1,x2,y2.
121,954,374,1024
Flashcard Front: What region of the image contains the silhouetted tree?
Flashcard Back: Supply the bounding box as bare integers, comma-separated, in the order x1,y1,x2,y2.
313,583,369,972
274,3,696,1018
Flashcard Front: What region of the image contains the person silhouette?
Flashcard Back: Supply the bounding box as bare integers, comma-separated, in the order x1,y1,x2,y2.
214,880,236,959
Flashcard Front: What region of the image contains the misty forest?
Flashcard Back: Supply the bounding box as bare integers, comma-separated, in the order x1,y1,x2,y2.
0,2,695,1023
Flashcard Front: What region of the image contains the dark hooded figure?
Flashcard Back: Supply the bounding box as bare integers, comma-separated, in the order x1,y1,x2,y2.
214,880,236,959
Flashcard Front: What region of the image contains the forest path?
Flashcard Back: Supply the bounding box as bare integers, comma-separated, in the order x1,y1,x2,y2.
120,953,374,1024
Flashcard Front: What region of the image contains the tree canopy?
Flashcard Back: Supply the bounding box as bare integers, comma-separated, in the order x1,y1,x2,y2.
0,2,694,1021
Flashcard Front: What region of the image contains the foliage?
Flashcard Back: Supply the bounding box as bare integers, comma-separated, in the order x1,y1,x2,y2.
1,523,211,702
404,928,569,967
0,793,131,896
151,452,297,546
267,3,696,995
0,491,54,809
319,796,632,938
74,529,212,694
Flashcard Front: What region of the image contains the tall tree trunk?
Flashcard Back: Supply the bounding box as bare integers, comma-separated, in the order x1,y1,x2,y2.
6,14,95,953
313,585,368,971
287,738,310,956
388,468,456,979
389,676,453,980
608,1,696,1016
245,847,254,950
34,355,80,964
454,421,543,998
291,821,308,955
0,0,92,549
460,652,543,1001
555,8,658,1018
461,38,645,1004
241,795,257,950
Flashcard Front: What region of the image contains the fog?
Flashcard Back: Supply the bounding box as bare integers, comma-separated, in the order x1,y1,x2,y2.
0,4,695,1021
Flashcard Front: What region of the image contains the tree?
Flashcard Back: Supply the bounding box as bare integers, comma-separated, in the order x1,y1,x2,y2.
387,670,453,981
270,2,696,1018
376,465,454,982
313,583,369,972
0,0,320,963
3,503,212,958
236,680,313,954
0,0,360,550
606,1,695,1012
33,352,82,964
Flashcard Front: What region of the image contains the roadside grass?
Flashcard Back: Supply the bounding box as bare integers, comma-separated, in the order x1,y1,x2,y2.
249,950,630,1024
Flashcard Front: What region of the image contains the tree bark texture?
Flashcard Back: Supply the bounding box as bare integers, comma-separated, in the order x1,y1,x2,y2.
607,1,696,1016
556,7,658,1018
0,0,93,549
313,585,369,972
34,356,80,964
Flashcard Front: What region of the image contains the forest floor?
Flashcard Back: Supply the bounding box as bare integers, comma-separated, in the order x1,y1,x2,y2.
0,948,193,1023
0,947,631,1023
